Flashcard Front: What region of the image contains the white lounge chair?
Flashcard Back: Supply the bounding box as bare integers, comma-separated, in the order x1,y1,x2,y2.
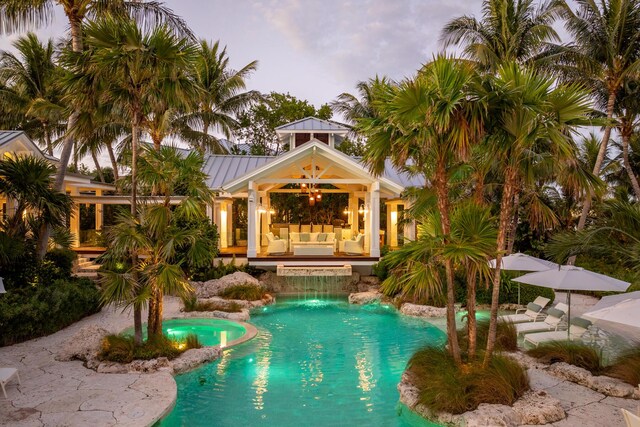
265,232,286,255
523,318,592,347
343,234,364,255
499,296,551,324
515,303,568,336
0,368,21,398
622,408,640,427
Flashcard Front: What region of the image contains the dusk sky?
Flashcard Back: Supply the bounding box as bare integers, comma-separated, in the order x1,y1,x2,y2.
0,0,486,109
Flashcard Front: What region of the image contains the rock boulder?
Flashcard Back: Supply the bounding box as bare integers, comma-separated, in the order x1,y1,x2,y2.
400,303,447,318
192,271,261,298
512,390,565,424
348,291,382,305
55,325,110,362
171,347,222,374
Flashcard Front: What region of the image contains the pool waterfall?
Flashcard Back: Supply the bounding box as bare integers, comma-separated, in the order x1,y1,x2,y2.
275,265,354,300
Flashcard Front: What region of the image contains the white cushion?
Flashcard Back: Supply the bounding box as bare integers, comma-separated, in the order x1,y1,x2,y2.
309,232,319,242
290,232,299,242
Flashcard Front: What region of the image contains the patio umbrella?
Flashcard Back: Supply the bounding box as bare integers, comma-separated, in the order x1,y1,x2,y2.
583,298,640,340
588,290,640,312
488,253,559,304
512,266,631,338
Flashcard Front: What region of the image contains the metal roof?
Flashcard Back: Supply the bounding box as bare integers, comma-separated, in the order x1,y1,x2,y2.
203,154,273,189
275,117,350,132
0,130,25,147
203,153,424,190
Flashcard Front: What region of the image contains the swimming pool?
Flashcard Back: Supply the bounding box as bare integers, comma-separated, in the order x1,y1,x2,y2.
124,318,247,347
159,298,446,426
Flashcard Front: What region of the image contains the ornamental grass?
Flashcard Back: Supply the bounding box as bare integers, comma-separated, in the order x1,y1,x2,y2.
526,341,603,374
99,333,202,363
407,347,529,414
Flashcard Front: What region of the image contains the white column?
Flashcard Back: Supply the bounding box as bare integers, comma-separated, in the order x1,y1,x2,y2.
247,181,258,257
227,200,234,247
259,191,268,246
95,189,103,232
213,201,223,249
363,189,371,254
369,181,380,257
219,201,229,249
403,202,416,242
348,193,358,236
386,201,399,247
70,189,80,247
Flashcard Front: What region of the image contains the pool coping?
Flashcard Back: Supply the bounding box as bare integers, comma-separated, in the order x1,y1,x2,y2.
226,321,258,348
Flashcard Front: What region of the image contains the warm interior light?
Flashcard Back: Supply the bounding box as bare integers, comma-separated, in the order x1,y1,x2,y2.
358,204,365,215
269,208,275,215
309,194,315,206
343,207,349,215
315,190,322,201
257,204,266,214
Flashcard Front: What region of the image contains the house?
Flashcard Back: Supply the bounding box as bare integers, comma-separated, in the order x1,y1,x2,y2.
0,118,422,272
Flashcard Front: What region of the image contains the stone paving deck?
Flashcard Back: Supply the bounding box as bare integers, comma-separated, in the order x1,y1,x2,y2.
0,298,185,427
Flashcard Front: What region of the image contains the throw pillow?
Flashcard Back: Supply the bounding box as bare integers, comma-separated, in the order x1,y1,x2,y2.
317,233,327,242
300,233,310,242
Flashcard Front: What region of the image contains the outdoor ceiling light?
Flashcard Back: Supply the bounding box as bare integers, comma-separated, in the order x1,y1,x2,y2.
257,204,267,214
315,190,322,201
358,204,365,215
269,207,275,215
308,195,315,207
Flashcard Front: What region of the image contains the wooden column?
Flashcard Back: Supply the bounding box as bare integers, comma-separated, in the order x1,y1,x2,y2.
386,201,399,247
95,189,103,232
69,189,80,247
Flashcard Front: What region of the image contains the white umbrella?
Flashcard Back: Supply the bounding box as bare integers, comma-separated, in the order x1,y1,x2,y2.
589,290,640,312
488,253,559,304
583,298,640,340
513,265,631,338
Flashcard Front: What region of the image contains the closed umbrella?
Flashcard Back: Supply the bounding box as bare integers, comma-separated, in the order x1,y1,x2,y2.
583,298,640,340
488,253,559,304
513,266,631,338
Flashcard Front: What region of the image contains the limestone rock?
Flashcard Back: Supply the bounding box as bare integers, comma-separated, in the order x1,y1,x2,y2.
397,372,421,409
461,404,522,427
547,362,592,384
55,325,110,362
181,309,250,321
171,347,222,374
348,291,381,305
96,362,129,374
587,375,636,398
192,272,261,298
356,276,381,292
512,390,565,424
400,303,447,318
503,352,546,370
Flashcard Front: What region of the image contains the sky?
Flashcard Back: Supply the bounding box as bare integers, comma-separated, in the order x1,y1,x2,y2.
0,0,485,108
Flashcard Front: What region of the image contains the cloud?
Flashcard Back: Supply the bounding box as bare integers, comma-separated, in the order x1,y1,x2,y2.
253,0,481,84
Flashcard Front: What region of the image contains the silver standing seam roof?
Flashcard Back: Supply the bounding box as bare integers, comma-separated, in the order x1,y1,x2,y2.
275,117,350,132
0,130,26,147
203,153,424,191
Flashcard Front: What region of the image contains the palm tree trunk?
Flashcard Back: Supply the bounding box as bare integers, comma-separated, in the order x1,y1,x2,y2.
147,284,158,338
106,140,119,182
133,301,143,345
73,140,79,170
434,161,462,365
43,122,53,156
38,10,84,260
507,193,519,254
572,90,617,263
202,118,209,153
131,117,139,216
621,124,640,200
91,149,105,183
466,267,478,361
484,167,517,367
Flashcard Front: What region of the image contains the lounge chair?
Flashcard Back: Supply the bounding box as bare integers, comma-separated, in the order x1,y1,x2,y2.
0,368,21,398
343,234,364,255
515,303,568,336
622,408,640,427
265,232,286,255
523,318,592,347
499,296,551,324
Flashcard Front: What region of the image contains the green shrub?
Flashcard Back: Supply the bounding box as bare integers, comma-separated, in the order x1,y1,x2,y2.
459,318,518,353
191,257,265,281
527,342,603,374
0,278,101,346
407,347,529,414
219,284,265,301
606,348,640,386
372,261,390,281
99,333,202,363
44,248,77,278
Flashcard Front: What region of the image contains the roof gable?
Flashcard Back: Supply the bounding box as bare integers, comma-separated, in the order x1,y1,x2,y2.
222,140,404,195
0,130,57,161
275,117,350,132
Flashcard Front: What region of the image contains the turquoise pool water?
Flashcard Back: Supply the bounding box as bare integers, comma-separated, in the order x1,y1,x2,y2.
124,318,246,347
159,298,446,426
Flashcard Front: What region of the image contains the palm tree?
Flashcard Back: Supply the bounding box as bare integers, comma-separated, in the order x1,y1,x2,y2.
615,80,640,199
441,0,562,70
557,0,640,232
68,17,198,217
361,56,485,365
0,0,192,190
101,145,214,341
331,76,394,124
0,0,193,259
481,63,592,365
0,155,71,240
176,40,260,154
0,33,65,156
